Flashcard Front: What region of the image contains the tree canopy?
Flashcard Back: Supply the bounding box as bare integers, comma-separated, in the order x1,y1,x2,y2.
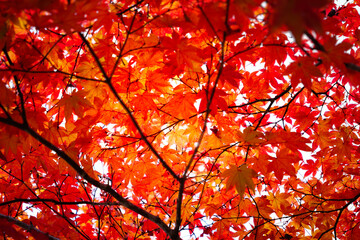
1,0,360,239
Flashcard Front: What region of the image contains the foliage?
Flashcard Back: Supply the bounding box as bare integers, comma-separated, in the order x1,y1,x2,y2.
1,0,360,239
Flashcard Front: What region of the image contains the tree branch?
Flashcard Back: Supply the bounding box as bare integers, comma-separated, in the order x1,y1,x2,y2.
253,85,292,130
304,31,360,73
78,32,180,182
2,47,28,128
0,213,61,240
0,117,174,238
0,198,124,207
175,0,230,233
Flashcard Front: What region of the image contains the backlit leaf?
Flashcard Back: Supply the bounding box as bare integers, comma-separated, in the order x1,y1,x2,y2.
222,164,258,198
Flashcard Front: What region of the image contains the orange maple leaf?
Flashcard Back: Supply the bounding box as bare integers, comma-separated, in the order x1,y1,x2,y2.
237,127,265,145
57,91,92,121
222,164,258,198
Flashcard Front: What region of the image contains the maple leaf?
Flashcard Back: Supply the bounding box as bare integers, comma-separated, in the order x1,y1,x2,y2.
161,32,204,72
219,65,244,88
237,127,265,145
265,131,312,152
162,91,198,119
268,148,301,181
0,81,15,107
0,129,20,155
284,57,323,89
57,91,92,121
301,159,319,178
267,192,292,217
269,0,330,42
198,88,228,116
222,164,258,198
320,36,354,71
80,156,99,181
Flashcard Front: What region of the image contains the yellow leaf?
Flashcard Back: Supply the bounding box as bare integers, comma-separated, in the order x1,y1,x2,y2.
222,164,258,198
